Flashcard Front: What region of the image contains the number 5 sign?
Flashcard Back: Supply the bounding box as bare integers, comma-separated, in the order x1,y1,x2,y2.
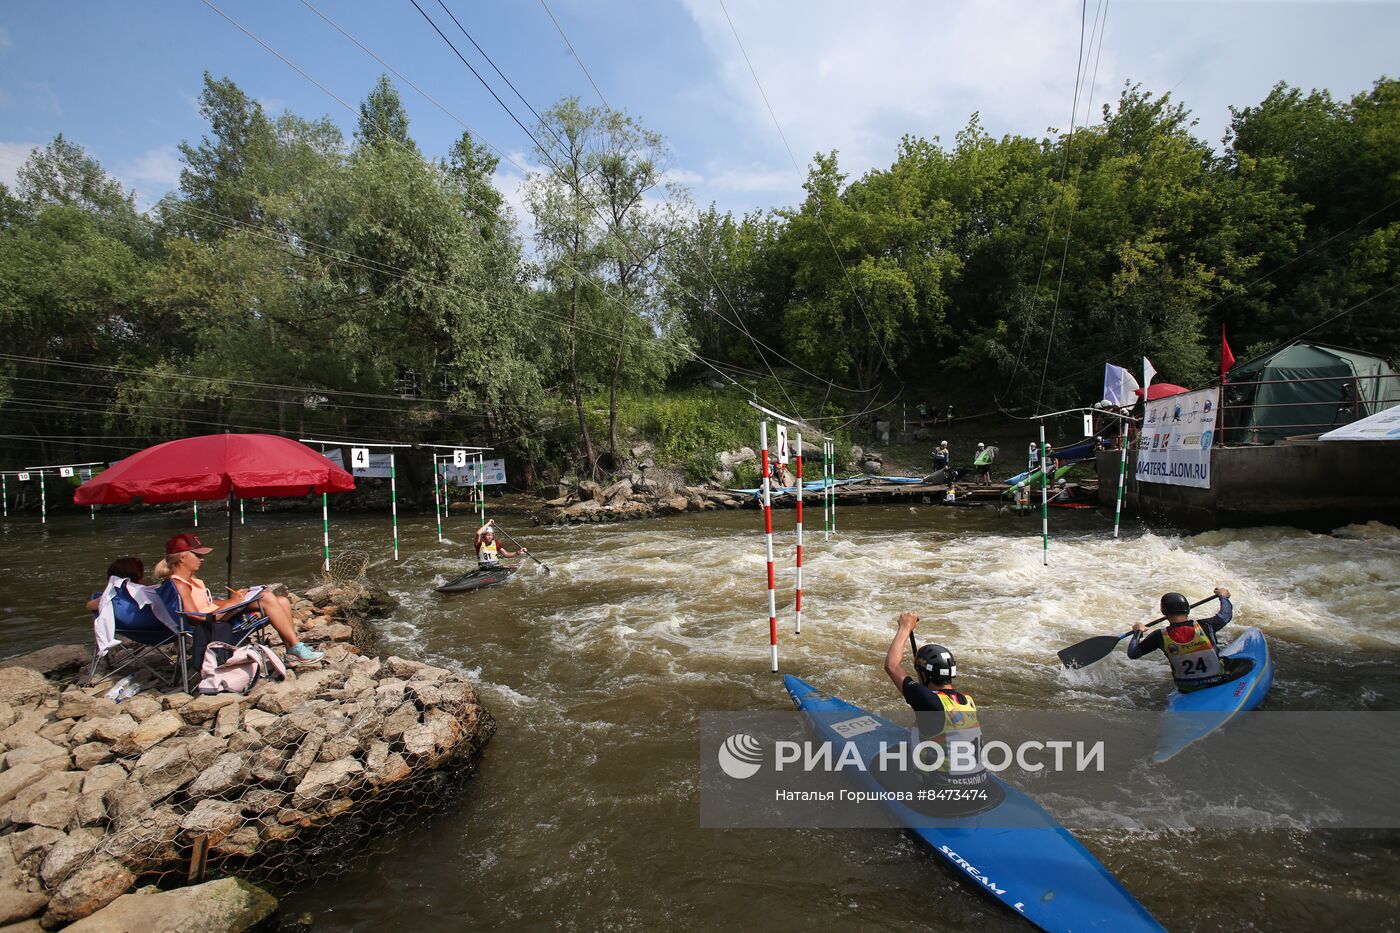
351,447,370,471
453,449,467,468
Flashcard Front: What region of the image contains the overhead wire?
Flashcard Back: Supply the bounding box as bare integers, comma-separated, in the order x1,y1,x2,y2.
536,0,610,110
716,0,902,390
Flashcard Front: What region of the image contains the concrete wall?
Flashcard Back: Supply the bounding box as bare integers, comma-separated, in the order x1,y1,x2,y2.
1096,441,1400,530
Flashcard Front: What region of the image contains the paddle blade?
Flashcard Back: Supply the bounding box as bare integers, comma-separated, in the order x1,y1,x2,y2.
1057,635,1124,669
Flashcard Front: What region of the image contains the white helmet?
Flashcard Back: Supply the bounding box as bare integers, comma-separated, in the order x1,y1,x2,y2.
977,442,985,449
940,440,948,447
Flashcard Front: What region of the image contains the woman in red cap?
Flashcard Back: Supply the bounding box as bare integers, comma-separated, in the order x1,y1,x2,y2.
156,533,323,663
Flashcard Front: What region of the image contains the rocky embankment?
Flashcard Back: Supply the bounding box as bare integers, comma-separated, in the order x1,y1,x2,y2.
0,583,495,929
537,476,746,524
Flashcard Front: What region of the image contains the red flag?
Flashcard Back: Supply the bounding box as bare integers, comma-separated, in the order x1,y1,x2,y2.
1221,324,1236,383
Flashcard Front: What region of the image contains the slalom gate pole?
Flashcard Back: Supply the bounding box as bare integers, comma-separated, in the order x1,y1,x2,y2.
84,469,95,520
442,457,450,532
831,443,838,536
39,472,46,525
760,420,778,672
794,433,803,635
192,499,198,528
1113,420,1129,539
239,496,244,526
432,456,443,543
821,441,830,542
2,474,7,519
1040,423,1049,567
390,452,400,560
477,453,486,527
319,445,330,572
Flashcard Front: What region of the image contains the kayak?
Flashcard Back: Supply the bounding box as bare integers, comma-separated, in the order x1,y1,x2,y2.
1002,464,1074,497
435,563,519,593
1154,626,1273,763
784,675,1164,932
938,498,984,508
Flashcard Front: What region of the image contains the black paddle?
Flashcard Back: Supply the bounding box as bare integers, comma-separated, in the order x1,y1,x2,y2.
488,521,552,574
1057,594,1220,669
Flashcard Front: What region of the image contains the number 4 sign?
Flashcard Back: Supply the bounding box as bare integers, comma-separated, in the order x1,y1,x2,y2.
351,447,370,471
776,425,790,465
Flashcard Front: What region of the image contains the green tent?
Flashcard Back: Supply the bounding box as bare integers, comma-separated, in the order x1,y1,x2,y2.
1222,342,1400,445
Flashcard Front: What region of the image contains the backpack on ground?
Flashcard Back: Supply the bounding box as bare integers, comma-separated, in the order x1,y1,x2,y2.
197,641,287,695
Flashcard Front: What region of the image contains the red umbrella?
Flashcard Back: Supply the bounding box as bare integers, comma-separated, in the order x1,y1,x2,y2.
1134,383,1191,401
75,433,354,583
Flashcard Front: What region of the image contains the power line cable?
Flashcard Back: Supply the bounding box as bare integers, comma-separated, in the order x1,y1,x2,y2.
537,0,610,110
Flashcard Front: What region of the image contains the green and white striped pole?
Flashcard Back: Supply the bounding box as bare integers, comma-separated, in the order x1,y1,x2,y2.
318,445,330,572
822,441,830,541
38,472,47,525
432,456,444,543
1113,420,1130,538
390,452,400,561
239,496,245,526
830,441,838,536
477,453,486,527
192,499,198,528
1,474,7,519
1040,424,1049,566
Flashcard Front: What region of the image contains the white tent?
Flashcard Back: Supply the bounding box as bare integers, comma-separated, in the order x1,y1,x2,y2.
1318,405,1400,441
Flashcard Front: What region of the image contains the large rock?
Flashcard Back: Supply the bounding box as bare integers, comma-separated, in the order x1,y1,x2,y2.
128,745,195,803
17,790,79,830
718,447,756,469
112,710,184,756
55,692,117,722
42,858,135,927
179,694,242,726
0,645,89,678
601,479,633,504
0,668,56,706
99,806,182,870
254,669,343,715
119,695,161,722
187,753,250,800
0,885,48,925
69,744,114,771
39,828,104,889
0,765,46,808
63,877,277,933
86,715,137,747
179,800,243,847
291,759,363,809
576,479,605,504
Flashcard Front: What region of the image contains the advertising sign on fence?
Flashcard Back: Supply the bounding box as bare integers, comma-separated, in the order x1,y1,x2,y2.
1136,386,1218,489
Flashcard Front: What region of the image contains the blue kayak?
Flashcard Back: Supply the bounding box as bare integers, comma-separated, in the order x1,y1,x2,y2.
1154,626,1273,763
784,675,1164,932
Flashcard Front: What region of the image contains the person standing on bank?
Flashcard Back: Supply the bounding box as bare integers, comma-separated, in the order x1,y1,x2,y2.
884,611,985,784
1127,587,1235,690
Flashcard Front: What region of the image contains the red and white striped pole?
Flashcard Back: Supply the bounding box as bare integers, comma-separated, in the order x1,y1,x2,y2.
794,432,803,635
760,420,778,672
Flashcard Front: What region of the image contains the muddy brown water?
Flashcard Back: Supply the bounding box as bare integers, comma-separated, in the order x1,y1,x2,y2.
2,501,1398,931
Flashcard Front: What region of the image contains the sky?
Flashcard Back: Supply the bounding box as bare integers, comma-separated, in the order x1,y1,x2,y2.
0,0,1397,220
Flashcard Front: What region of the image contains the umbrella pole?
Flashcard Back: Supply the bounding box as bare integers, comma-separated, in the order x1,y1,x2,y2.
227,491,236,588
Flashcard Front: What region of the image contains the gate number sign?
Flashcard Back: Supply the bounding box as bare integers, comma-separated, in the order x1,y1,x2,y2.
351,447,370,470
59,467,75,478
17,472,29,482
776,425,790,465
452,449,467,468
1083,413,1094,437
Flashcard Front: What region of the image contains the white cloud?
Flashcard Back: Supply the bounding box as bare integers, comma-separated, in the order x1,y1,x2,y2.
23,80,61,116
118,145,183,210
0,141,40,191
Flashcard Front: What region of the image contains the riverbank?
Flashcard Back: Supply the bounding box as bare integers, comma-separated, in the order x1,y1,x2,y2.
0,581,495,928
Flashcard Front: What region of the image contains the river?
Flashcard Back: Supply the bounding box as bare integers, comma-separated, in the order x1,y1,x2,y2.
2,501,1398,931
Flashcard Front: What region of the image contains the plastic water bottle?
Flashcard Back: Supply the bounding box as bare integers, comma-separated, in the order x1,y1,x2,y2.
117,680,142,702
103,676,135,702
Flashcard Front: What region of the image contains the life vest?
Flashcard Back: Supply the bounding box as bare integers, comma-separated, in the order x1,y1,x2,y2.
1161,622,1224,685
913,689,984,779
477,540,500,566
944,488,957,502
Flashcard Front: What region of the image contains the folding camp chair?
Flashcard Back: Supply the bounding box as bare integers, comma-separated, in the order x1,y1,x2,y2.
88,581,195,692
157,579,271,684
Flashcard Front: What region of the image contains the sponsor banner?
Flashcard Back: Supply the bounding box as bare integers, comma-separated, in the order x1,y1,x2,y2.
699,710,1400,830
321,448,394,479
1319,405,1400,441
440,458,507,486
1136,386,1218,488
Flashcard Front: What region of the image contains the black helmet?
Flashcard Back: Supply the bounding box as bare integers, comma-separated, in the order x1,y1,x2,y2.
1160,592,1190,616
914,644,956,684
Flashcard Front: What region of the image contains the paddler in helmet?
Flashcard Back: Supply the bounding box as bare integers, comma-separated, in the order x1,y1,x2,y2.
474,520,525,569
1127,587,1234,690
885,611,986,785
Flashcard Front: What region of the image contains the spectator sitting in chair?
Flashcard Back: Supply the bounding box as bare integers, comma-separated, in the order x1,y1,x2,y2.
153,534,322,664
85,556,146,612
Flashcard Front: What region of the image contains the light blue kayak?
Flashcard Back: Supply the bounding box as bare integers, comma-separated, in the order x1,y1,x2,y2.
784,675,1164,932
1154,626,1273,763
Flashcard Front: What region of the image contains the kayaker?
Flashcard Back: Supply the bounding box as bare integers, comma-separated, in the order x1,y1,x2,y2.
932,441,950,475
944,484,958,503
1127,587,1236,690
884,611,986,784
475,521,525,568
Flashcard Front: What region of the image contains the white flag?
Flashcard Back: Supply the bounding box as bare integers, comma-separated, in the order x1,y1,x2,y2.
1102,363,1140,407
1143,357,1158,392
